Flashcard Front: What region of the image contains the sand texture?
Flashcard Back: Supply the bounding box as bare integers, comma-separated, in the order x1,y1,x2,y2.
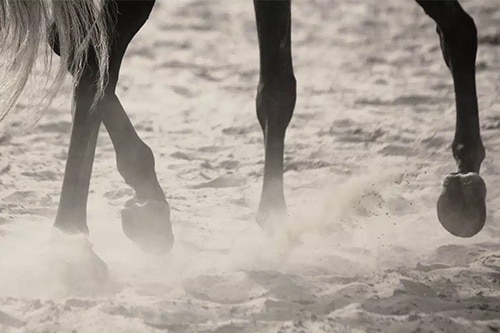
1,1,500,332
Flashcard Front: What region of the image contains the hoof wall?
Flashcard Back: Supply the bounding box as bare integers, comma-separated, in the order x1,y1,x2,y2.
437,172,486,238
122,199,174,254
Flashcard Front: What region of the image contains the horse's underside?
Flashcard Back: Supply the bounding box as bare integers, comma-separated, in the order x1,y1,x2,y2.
1,0,489,254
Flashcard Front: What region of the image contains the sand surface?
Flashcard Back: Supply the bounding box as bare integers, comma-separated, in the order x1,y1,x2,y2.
1,0,500,332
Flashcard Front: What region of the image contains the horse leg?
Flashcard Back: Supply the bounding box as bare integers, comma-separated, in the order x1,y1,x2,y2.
54,1,172,254
100,1,172,253
253,0,297,231
417,0,486,237
53,73,101,235
103,95,173,254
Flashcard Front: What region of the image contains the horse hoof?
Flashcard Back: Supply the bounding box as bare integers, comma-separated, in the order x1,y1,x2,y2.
121,199,174,254
87,246,109,281
256,205,287,235
437,172,486,238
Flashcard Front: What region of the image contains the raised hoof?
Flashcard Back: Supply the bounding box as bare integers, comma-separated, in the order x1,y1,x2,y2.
121,199,174,254
437,172,486,238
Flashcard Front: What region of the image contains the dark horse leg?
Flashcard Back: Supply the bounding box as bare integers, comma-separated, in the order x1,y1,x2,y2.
417,1,486,237
53,0,173,253
253,0,297,231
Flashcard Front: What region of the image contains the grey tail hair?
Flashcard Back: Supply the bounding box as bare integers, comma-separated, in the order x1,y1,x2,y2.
0,0,110,126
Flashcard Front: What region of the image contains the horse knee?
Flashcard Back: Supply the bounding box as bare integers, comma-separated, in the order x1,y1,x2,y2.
256,74,297,135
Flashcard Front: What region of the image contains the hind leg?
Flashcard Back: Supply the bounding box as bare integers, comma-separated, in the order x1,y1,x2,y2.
55,0,172,253
102,1,172,253
253,0,297,232
417,0,486,237
50,35,110,278
103,95,173,254
53,73,102,235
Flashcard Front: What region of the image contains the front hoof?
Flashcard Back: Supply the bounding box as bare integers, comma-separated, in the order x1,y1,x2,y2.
256,204,287,236
121,199,174,254
437,172,486,237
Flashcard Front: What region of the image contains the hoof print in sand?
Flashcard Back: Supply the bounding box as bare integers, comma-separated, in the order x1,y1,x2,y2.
184,272,267,304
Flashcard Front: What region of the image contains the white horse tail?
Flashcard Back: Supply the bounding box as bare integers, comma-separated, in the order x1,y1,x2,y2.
0,0,109,126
